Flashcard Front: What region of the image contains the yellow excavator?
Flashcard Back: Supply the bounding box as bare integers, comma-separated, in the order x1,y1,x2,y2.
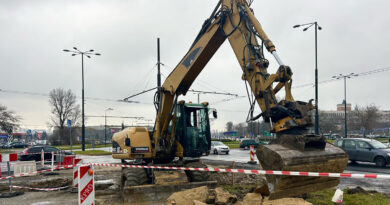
112,0,348,199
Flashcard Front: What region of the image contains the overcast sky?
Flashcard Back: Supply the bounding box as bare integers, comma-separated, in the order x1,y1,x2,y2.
1,0,389,132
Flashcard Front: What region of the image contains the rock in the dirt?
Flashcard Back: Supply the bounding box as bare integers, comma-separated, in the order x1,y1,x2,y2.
95,179,115,190
242,193,262,205
254,184,270,196
263,197,312,205
215,187,237,205
108,184,120,191
193,200,207,205
167,186,208,205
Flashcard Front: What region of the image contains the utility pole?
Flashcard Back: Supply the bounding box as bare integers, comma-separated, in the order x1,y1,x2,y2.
104,108,113,147
332,73,358,138
63,48,101,151
157,38,162,110
293,22,322,135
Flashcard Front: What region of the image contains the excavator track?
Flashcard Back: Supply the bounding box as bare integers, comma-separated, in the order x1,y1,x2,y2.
256,134,348,199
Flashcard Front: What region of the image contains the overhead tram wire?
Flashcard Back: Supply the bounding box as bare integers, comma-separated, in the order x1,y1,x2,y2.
86,115,144,120
293,66,390,89
0,88,141,104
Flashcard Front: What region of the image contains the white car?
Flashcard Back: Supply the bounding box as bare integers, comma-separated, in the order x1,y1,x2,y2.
211,141,230,155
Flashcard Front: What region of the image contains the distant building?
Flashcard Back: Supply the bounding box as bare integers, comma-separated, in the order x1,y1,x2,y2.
320,104,390,134
336,103,351,111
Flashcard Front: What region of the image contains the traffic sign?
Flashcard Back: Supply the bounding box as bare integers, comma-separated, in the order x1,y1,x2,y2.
67,119,71,130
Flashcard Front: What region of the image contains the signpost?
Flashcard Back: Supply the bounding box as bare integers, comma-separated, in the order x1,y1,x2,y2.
67,119,72,152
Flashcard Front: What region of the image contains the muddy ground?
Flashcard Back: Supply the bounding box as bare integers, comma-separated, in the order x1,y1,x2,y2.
0,163,266,205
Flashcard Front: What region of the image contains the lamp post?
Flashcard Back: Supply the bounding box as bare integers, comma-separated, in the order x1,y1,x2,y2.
293,22,322,135
63,47,101,151
104,108,114,147
332,73,358,138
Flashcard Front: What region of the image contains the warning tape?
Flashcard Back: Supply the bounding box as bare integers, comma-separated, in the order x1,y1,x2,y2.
88,163,390,179
10,185,69,191
0,164,77,180
2,162,390,181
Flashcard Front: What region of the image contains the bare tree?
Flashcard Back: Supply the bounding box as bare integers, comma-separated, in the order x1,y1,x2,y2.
350,104,380,134
0,104,20,134
318,110,341,134
226,121,233,132
49,88,81,144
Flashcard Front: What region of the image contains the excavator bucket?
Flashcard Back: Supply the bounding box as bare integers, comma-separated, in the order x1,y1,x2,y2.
256,134,348,199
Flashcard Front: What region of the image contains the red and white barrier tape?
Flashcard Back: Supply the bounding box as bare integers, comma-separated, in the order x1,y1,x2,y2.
10,185,69,191
88,163,390,179
0,164,77,180
3,161,390,181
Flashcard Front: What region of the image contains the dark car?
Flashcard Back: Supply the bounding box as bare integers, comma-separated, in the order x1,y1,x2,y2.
19,146,73,161
3,141,28,149
334,138,390,167
240,139,259,149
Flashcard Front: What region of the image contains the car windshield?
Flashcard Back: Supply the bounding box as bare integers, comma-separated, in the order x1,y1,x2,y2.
369,140,387,149
213,141,224,146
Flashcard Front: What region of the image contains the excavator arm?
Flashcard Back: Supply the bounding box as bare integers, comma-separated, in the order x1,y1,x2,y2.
152,0,313,159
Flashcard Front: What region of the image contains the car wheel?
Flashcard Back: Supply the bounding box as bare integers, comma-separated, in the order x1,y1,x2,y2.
214,149,218,155
226,151,229,155
245,146,249,150
375,156,386,167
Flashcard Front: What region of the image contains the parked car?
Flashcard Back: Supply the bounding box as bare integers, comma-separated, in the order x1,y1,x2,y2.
240,139,259,149
19,146,73,161
0,141,7,148
334,138,390,167
3,141,28,149
211,141,230,155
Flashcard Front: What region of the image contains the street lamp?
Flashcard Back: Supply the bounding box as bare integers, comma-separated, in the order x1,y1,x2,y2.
293,22,322,135
63,47,101,151
105,108,114,147
332,73,358,138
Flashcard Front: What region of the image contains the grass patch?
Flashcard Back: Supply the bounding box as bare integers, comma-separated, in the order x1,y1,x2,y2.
74,150,112,155
54,144,111,150
222,141,240,149
326,139,335,144
306,188,390,205
225,143,240,149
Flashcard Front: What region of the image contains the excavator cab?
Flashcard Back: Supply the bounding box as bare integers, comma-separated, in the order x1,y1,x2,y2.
170,101,212,158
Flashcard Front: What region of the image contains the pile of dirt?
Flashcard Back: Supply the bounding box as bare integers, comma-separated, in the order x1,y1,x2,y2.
155,171,188,185
347,186,378,195
166,186,312,205
209,171,263,185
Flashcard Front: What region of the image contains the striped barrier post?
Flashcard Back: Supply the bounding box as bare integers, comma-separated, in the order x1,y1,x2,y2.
78,165,94,205
248,145,257,164
41,149,44,167
73,159,83,190
0,153,18,191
